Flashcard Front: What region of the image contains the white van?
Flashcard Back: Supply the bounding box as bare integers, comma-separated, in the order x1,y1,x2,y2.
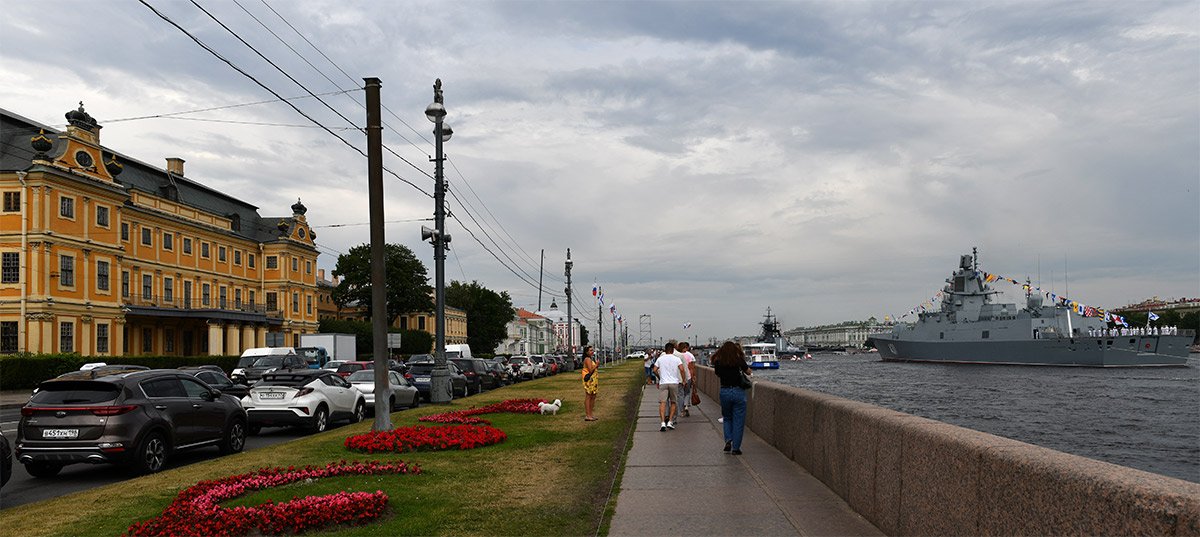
444,344,473,359
232,347,297,382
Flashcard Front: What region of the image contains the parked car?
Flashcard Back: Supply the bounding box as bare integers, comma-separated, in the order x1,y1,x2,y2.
346,370,420,412
322,360,346,372
335,360,405,378
450,358,496,394
508,356,541,379
178,366,250,399
484,358,512,385
231,347,298,384
404,361,469,400
234,354,307,385
242,370,365,434
295,346,330,369
1,431,11,489
531,355,555,376
16,369,247,476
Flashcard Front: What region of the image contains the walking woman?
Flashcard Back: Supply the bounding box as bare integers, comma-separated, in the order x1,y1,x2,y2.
711,341,751,454
581,345,599,421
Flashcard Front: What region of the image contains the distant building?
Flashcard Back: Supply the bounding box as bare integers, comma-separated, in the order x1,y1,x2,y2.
785,320,892,349
314,269,367,322
534,300,582,353
394,306,467,349
495,308,553,356
1111,297,1200,315
0,105,320,356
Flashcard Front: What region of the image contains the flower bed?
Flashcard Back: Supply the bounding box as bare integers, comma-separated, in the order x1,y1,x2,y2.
345,424,507,453
125,460,420,537
416,398,546,425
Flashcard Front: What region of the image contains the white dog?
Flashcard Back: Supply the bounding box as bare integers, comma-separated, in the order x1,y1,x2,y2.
538,399,562,415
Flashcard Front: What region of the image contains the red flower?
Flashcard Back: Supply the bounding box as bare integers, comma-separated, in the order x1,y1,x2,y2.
344,424,507,453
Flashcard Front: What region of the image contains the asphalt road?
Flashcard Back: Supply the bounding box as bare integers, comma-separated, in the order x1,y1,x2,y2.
0,407,351,511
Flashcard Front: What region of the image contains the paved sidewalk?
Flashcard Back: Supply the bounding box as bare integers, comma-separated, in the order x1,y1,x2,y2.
608,386,883,537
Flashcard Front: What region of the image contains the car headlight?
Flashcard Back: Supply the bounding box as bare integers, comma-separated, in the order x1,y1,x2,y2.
232,368,244,376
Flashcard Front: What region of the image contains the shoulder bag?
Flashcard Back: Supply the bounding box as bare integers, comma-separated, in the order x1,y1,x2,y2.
739,370,753,390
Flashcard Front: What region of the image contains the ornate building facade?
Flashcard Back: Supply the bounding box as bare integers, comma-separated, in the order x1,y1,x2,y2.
0,105,321,356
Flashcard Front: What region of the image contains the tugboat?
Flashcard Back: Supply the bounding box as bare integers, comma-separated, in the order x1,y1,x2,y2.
868,250,1192,367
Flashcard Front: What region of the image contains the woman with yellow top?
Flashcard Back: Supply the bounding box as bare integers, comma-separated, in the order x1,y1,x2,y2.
581,345,598,421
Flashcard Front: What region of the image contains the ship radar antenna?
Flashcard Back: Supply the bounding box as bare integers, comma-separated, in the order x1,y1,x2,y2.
972,247,979,272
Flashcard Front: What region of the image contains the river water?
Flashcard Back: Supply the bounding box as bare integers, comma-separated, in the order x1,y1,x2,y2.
749,352,1200,483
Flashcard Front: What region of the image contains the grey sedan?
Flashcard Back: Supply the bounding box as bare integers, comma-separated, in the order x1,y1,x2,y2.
347,370,420,412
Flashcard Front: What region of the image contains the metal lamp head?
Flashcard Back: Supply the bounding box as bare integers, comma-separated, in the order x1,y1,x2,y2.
425,102,446,123
439,122,453,142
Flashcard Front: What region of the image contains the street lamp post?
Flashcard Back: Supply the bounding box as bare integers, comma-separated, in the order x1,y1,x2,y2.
424,78,454,404
565,249,573,361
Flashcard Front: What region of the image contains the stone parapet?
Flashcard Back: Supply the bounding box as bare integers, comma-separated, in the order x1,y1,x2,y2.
696,365,1200,536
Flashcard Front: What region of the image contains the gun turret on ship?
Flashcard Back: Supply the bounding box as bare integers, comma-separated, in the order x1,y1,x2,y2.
867,250,1191,367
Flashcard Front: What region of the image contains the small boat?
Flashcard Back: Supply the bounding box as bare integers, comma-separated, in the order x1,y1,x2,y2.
743,342,780,369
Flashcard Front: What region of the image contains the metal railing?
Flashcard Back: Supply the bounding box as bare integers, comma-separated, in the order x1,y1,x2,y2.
122,293,282,316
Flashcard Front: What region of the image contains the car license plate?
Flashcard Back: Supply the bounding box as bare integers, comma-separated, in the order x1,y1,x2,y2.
260,392,285,400
415,377,430,382
43,429,79,439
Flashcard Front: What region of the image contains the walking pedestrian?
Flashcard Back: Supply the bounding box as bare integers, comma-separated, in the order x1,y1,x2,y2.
677,341,697,417
643,350,656,385
652,341,685,431
711,341,751,454
581,346,599,421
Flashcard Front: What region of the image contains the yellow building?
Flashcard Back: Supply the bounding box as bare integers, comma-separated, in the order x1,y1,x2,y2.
0,105,321,356
395,306,468,349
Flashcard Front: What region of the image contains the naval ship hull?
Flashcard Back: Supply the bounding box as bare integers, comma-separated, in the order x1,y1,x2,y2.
871,335,1191,367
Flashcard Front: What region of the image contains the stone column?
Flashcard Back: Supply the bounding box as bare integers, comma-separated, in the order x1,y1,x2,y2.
241,324,254,354
207,321,223,357
225,322,240,356
255,325,266,347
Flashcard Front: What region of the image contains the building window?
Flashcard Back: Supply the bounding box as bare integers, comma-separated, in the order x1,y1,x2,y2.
306,261,312,274
142,274,153,300
982,330,990,339
2,192,18,212
201,242,210,258
96,324,109,354
202,283,211,306
266,256,278,269
1,252,18,283
60,321,73,353
121,222,129,241
96,260,110,291
234,250,241,265
249,290,255,307
266,292,278,312
164,328,175,353
121,270,130,298
164,277,174,302
234,288,242,308
163,232,173,251
0,321,17,353
218,246,227,262
184,280,192,308
142,327,153,353
292,292,299,313
219,286,228,309
141,227,152,246
418,316,426,330
59,255,74,287
291,257,298,272
60,196,74,219
306,295,312,315
248,253,256,268
96,205,110,227
182,237,192,255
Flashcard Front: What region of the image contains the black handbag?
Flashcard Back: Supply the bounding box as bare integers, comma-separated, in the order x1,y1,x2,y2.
739,370,753,390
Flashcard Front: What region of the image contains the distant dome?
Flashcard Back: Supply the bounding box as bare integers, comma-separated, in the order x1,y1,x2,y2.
291,198,307,215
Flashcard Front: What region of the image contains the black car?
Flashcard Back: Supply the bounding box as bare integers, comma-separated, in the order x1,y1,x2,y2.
238,354,308,385
449,358,497,394
1,430,11,489
484,358,512,385
405,361,469,400
179,366,249,399
16,369,247,476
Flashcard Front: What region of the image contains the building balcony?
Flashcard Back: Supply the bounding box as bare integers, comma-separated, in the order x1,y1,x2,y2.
122,294,284,323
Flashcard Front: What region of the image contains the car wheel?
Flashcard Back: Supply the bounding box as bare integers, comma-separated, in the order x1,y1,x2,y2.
24,461,63,478
410,392,420,408
131,432,168,475
309,405,329,433
219,419,247,455
350,400,365,424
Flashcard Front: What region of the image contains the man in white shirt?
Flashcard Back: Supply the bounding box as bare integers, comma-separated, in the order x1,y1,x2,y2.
677,341,697,417
652,341,686,432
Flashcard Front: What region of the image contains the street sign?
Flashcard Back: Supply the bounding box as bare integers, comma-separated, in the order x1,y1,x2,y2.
387,332,403,349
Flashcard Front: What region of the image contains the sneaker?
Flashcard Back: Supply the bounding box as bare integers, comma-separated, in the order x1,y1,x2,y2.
660,422,667,432
666,421,675,430
731,449,743,455
723,441,732,453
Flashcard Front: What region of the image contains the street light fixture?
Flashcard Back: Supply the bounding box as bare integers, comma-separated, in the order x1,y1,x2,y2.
426,78,454,404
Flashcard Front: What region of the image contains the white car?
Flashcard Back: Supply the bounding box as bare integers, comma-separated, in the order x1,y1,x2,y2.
347,370,421,412
509,356,543,379
242,369,365,434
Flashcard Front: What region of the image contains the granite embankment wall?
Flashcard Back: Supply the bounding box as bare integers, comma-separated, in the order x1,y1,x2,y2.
695,365,1200,536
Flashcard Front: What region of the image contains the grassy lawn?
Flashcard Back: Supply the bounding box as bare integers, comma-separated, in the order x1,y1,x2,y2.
2,361,643,537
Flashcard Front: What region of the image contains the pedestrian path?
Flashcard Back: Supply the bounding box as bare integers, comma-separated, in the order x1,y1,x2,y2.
608,386,883,536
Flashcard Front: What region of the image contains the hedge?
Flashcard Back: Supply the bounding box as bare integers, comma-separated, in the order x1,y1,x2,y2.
0,353,240,391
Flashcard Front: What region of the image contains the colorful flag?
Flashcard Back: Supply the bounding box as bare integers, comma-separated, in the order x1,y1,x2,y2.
592,283,598,297
1148,312,1160,321
682,322,692,329
609,303,616,315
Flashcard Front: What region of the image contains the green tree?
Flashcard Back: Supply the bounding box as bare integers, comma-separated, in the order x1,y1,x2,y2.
393,329,433,355
579,324,589,348
445,280,513,354
332,243,432,325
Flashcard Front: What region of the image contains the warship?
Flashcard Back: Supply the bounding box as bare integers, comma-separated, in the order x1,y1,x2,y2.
869,251,1192,367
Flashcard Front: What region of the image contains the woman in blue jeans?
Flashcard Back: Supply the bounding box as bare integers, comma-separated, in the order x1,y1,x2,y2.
711,341,751,455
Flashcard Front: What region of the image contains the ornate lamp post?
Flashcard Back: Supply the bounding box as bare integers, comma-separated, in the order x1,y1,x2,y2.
424,79,454,403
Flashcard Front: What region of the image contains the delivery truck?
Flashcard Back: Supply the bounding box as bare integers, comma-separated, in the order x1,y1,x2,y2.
299,333,357,362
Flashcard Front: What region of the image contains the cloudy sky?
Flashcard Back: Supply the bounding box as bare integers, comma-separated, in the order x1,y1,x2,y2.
2,1,1196,343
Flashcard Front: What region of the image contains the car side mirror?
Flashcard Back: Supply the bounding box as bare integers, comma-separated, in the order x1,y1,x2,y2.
206,390,221,400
